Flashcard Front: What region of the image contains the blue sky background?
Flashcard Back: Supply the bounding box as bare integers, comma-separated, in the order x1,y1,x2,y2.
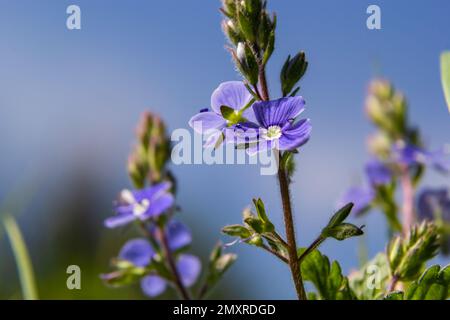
0,0,449,299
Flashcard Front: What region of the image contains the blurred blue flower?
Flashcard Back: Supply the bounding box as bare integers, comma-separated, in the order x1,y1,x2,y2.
365,159,392,186
393,143,450,173
117,221,201,297
338,186,374,216
150,220,193,251
240,96,312,155
417,188,450,222
119,238,155,267
140,254,201,297
189,81,255,147
104,182,174,228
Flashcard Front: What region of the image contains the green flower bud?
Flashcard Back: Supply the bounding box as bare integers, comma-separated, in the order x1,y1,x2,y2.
222,19,242,45
232,42,259,85
367,132,392,159
221,0,237,18
280,52,308,97
365,79,409,138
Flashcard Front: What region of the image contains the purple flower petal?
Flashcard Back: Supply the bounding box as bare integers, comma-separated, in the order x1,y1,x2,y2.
211,81,253,114
246,139,272,156
119,239,154,267
338,186,375,216
417,188,450,222
133,182,172,203
278,119,312,151
166,220,192,251
203,130,224,148
177,254,201,287
253,96,305,128
104,212,136,229
141,275,167,297
188,111,227,134
141,193,174,219
425,149,450,173
365,159,392,186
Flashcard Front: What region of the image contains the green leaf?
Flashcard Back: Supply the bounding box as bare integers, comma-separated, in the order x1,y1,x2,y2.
300,249,356,300
325,203,354,230
244,216,265,234
322,223,364,241
321,203,364,241
253,198,268,222
387,222,440,281
252,198,274,232
201,243,237,298
404,264,450,300
440,51,450,112
222,224,251,238
349,253,390,300
2,214,38,300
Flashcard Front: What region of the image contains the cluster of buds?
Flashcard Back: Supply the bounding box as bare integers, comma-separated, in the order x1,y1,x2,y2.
128,112,171,189
365,79,424,160
221,0,276,85
365,80,408,140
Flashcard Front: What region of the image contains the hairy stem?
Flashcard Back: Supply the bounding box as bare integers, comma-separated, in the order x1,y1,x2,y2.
261,243,289,264
257,62,307,300
400,166,415,236
278,164,307,300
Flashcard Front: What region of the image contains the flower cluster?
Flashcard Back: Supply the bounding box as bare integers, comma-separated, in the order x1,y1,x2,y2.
189,81,312,155
340,79,450,247
102,113,235,299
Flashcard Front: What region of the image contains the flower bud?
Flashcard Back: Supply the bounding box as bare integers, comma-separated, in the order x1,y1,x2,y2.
280,52,308,96
365,79,408,138
232,42,259,85
129,112,171,186
367,132,392,159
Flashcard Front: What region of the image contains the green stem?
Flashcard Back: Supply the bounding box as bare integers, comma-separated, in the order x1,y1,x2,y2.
298,236,325,263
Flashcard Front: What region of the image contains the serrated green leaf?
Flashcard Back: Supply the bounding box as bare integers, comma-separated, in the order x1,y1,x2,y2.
440,51,450,113
404,264,450,300
300,249,356,300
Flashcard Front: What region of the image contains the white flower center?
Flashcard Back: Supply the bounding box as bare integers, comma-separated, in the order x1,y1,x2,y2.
133,199,150,217
120,190,150,217
263,125,282,141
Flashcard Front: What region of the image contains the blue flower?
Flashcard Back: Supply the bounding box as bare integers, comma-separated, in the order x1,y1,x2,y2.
365,159,392,186
189,81,255,147
240,96,312,155
417,188,450,222
104,182,174,228
393,143,450,173
116,220,201,297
